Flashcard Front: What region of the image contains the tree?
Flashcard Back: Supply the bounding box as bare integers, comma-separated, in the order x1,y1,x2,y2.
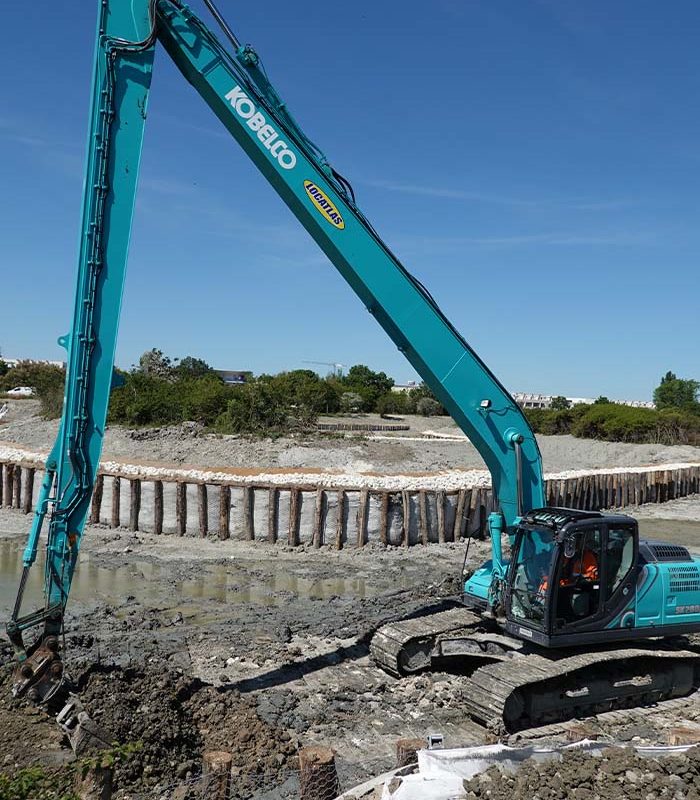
0,359,8,378
342,364,394,411
653,371,700,412
174,356,216,379
594,396,610,405
550,395,571,410
138,348,175,379
416,397,441,417
407,382,445,415
215,381,315,435
376,391,411,418
340,391,363,413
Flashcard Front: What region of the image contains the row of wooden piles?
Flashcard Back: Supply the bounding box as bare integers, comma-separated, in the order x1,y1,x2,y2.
1,461,699,547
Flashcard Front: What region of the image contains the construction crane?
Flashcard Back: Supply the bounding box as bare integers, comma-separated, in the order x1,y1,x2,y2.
8,0,700,738
301,360,347,377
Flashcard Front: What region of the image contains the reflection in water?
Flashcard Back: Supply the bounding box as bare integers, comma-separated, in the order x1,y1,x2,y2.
0,537,392,620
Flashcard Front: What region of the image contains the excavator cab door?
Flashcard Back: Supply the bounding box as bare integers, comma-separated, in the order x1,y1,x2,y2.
504,514,639,646
550,521,638,637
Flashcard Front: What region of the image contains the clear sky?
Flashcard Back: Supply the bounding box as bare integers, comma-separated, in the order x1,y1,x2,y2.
1,0,698,401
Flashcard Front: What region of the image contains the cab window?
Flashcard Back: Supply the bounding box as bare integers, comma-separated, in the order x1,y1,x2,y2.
509,528,555,627
605,526,635,600
554,528,601,627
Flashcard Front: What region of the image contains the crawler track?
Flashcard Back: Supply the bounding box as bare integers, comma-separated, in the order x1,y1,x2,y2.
370,612,700,733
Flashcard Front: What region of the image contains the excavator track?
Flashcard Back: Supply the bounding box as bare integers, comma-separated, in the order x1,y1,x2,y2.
370,613,700,733
463,646,700,733
370,607,484,677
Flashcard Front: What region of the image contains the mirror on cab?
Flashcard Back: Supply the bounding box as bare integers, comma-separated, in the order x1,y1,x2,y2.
564,534,576,560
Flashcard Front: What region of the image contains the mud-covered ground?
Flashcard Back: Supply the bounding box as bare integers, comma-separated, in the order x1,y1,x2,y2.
2,497,700,799
0,506,490,797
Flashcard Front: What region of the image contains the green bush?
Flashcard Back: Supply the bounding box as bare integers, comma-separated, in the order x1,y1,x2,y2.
525,402,700,445
416,397,442,417
0,766,78,800
0,362,66,418
215,382,315,435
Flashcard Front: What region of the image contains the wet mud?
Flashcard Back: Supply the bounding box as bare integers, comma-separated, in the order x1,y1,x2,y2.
1,502,700,798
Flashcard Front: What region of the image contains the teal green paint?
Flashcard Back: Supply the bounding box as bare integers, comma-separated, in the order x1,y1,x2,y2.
12,0,546,648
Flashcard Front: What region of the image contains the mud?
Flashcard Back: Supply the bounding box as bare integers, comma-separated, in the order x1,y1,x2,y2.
1,497,700,798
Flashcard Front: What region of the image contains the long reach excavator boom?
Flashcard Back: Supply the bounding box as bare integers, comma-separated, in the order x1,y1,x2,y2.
10,0,700,736
8,0,542,701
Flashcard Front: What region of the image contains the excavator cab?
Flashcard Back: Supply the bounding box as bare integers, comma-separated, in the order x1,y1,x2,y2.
504,508,639,648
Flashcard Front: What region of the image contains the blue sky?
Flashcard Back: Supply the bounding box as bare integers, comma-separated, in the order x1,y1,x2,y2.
1,0,698,401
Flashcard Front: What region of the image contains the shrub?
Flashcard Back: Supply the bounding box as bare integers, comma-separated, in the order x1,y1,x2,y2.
215,382,315,435
0,362,66,418
416,397,442,417
340,392,363,413
376,391,412,417
526,402,700,445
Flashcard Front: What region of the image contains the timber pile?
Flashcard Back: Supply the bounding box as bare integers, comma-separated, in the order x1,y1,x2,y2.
0,459,698,547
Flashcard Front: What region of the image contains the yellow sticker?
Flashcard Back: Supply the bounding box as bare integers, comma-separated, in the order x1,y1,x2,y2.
304,180,345,230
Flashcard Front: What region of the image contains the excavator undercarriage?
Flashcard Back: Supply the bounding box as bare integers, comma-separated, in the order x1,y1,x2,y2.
371,607,700,732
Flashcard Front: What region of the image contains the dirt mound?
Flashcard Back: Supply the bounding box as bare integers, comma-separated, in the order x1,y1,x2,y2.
463,745,700,800
80,666,297,796
0,647,296,799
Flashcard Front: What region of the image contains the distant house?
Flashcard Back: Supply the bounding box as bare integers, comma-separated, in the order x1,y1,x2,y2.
2,357,65,369
215,369,250,386
513,391,654,410
391,381,419,394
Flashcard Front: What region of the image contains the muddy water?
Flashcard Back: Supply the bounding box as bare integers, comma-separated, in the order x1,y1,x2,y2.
0,536,406,623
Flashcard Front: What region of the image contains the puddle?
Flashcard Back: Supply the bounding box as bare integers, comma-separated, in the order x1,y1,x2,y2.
0,536,415,621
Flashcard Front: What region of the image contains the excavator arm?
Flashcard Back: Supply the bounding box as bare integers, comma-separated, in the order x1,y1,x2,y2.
8,0,544,701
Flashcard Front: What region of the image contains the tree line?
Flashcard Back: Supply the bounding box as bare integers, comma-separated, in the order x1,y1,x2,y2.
2,352,699,443
525,373,700,445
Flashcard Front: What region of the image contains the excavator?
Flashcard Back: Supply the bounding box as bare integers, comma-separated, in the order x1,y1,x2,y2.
7,0,700,739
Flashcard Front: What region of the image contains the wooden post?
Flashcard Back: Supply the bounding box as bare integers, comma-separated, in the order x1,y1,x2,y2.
335,490,345,550
437,490,446,543
129,479,141,532
12,465,22,509
453,489,468,541
243,486,254,540
90,474,104,524
154,481,164,535
396,737,424,768
22,467,35,515
379,492,389,546
356,489,369,548
312,488,325,548
202,751,232,800
110,477,120,528
298,746,340,800
267,487,278,543
4,464,14,507
401,490,410,547
418,491,428,546
218,485,230,540
288,488,300,546
198,483,208,538
73,765,113,800
176,482,187,536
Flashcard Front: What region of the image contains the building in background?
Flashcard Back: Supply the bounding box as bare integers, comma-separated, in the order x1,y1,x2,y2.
1,357,65,369
214,369,250,386
512,392,655,410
